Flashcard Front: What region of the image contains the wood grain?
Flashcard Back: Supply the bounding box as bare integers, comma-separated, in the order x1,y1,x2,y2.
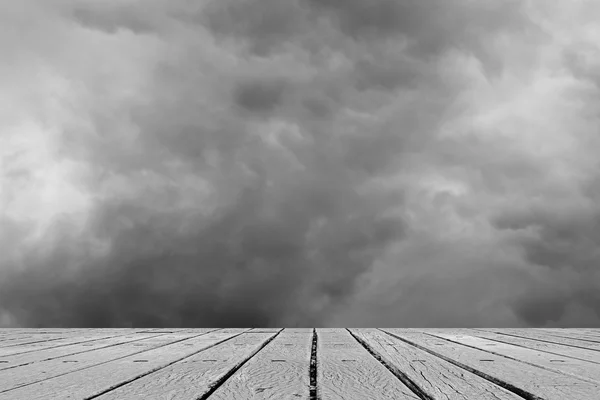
535,328,600,342
350,328,522,400
94,330,278,400
0,328,235,399
2,328,600,399
465,329,600,364
209,328,312,400
0,330,142,356
317,328,420,400
428,330,600,384
382,329,600,400
0,330,186,371
478,328,600,351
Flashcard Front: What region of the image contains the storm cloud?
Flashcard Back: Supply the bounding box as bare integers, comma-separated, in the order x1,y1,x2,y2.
1,0,600,328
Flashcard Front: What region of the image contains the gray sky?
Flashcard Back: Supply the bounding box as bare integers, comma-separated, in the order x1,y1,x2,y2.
1,0,600,327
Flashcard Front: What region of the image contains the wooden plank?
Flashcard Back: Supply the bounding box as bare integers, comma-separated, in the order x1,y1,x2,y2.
0,334,82,349
553,329,600,341
0,331,181,370
317,328,420,400
428,330,600,384
350,328,522,400
382,329,600,400
547,328,600,336
478,328,600,352
0,330,142,357
0,330,155,344
208,328,312,400
535,329,600,342
519,328,600,343
94,330,279,400
0,336,36,343
0,329,222,394
0,328,96,334
465,329,600,364
0,330,90,339
0,330,149,353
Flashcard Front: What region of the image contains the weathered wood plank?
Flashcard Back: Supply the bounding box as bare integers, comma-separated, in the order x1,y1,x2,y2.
0,334,82,349
94,330,279,400
465,329,600,364
478,328,600,352
0,329,142,339
0,330,90,339
0,331,181,370
350,328,522,400
545,328,600,336
535,328,600,342
208,328,312,400
0,335,35,343
0,330,142,357
0,329,222,395
428,330,600,384
382,329,600,400
318,328,420,400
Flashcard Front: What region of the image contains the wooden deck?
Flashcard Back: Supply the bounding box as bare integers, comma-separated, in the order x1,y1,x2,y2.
1,328,600,399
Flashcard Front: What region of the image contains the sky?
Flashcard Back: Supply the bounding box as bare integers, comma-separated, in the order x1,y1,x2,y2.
1,0,600,328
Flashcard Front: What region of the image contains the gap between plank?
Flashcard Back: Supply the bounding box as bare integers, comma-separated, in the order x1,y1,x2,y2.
423,332,600,386
83,329,251,400
379,329,543,400
466,330,600,365
0,329,224,395
346,329,433,400
0,337,65,350
309,328,319,400
196,328,284,400
473,329,600,353
0,331,184,371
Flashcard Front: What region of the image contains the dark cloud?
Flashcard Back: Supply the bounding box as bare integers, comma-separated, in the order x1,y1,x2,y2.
306,0,412,39
512,288,570,327
202,0,534,71
3,0,598,329
0,4,409,326
203,0,310,56
233,77,289,115
0,171,406,327
353,56,423,92
492,198,600,326
305,0,534,59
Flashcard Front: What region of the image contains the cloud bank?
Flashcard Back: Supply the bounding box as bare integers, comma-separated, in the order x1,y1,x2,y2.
1,0,600,327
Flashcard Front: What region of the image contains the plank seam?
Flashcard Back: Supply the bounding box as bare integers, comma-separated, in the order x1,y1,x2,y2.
0,330,166,360
424,332,600,385
0,329,224,395
522,330,600,344
466,330,600,366
81,329,250,400
379,329,544,400
0,337,65,349
475,329,600,352
195,328,284,400
310,328,319,400
0,332,184,372
536,329,600,342
346,329,433,400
